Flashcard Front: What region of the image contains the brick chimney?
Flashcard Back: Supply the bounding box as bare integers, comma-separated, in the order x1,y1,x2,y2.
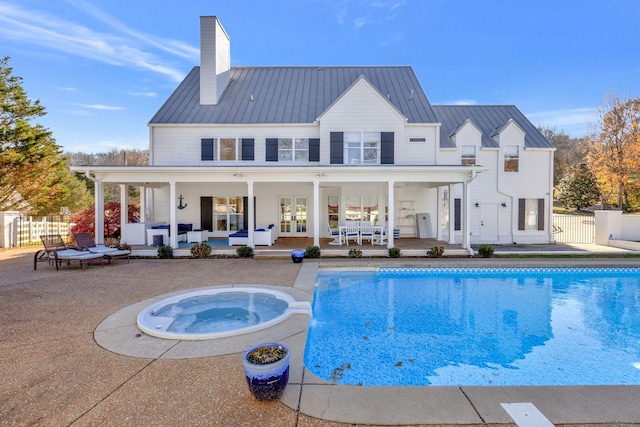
200,16,230,105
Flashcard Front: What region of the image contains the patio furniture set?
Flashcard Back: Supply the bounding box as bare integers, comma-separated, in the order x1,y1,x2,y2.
328,221,388,246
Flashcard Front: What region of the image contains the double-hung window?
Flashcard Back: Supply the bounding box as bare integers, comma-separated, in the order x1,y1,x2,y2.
278,138,309,161
202,138,242,161
344,132,380,165
461,145,476,165
504,145,519,172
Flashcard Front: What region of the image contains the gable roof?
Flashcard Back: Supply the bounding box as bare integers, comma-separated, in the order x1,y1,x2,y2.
432,105,554,149
149,66,439,125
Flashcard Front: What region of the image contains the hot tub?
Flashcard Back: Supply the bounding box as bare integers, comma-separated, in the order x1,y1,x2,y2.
137,287,310,340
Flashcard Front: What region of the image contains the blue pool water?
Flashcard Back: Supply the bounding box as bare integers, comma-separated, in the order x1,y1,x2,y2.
304,267,640,386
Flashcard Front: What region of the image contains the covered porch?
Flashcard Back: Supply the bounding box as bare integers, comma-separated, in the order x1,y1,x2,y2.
72,165,487,256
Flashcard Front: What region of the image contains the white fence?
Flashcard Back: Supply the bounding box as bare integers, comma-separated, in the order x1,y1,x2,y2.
0,211,75,248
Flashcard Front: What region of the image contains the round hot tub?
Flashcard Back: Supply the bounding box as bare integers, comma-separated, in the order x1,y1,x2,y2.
136,287,310,340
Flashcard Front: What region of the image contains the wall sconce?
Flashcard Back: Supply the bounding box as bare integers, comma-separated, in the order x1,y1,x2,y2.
501,202,507,207
474,202,479,207
233,172,243,178
315,172,326,178
177,195,187,210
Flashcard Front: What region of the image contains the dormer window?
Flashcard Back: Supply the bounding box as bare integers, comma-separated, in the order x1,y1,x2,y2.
461,145,476,166
504,145,519,172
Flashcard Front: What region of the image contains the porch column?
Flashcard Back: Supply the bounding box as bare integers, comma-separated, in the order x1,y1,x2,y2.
387,181,395,249
313,180,320,247
169,181,177,248
462,181,471,254
448,184,455,244
146,187,153,222
120,184,127,244
247,181,255,248
437,186,444,242
95,180,104,244
139,186,146,223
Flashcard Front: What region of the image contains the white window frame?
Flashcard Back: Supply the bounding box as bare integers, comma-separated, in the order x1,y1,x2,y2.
344,132,380,165
504,145,519,172
213,138,242,161
278,137,309,162
461,145,477,166
524,198,539,230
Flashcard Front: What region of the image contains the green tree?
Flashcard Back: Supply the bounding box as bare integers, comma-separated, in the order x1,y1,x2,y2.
538,126,587,187
0,56,85,214
557,164,601,211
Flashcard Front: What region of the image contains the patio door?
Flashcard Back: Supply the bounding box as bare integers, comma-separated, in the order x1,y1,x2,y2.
279,196,308,237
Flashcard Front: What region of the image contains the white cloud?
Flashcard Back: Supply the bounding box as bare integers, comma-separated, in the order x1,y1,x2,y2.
354,15,373,29
448,99,478,106
0,2,194,82
527,107,593,137
127,91,157,97
82,104,124,111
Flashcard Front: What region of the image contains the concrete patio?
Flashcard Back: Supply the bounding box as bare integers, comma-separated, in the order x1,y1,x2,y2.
3,245,640,426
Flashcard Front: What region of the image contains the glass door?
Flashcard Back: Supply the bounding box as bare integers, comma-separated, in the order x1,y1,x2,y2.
280,196,308,236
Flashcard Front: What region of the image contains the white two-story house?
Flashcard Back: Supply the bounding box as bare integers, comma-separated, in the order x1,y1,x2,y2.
74,16,554,253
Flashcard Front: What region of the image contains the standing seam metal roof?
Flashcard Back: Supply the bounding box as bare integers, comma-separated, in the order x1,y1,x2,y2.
149,66,439,125
431,105,554,149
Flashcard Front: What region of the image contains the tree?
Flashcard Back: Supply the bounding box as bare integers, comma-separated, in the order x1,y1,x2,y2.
557,164,601,211
585,95,640,211
0,57,88,214
66,148,149,202
71,200,140,239
538,126,588,187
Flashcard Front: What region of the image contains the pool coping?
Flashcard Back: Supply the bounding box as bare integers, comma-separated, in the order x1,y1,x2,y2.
95,260,640,425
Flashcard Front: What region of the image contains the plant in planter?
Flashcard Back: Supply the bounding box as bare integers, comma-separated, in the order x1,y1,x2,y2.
243,342,290,401
388,247,401,258
190,241,212,258
348,248,362,258
427,246,444,257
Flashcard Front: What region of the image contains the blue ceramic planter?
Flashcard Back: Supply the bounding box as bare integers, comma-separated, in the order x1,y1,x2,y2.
243,342,290,401
291,250,304,263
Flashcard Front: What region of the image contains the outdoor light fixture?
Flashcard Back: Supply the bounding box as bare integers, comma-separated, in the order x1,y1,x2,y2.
177,195,188,210
501,202,507,207
475,202,479,207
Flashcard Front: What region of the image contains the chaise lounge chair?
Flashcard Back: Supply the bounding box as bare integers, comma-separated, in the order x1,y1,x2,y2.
73,232,131,263
36,234,104,270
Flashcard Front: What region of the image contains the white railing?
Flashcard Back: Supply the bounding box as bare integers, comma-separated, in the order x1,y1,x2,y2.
17,215,75,246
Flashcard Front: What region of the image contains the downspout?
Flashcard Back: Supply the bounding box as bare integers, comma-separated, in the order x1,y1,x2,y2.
464,170,477,256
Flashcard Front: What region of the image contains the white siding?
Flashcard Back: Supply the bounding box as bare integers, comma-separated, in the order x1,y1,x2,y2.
319,79,406,164
404,127,438,165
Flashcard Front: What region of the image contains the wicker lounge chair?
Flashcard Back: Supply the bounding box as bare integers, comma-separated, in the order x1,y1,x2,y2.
36,234,104,270
73,232,130,263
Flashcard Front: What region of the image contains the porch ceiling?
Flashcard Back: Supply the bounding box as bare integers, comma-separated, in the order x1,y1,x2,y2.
71,164,488,187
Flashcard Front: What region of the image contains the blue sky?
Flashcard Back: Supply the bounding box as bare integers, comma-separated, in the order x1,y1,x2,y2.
2,0,639,153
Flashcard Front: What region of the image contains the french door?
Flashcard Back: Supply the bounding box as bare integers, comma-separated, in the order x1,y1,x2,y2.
279,196,308,236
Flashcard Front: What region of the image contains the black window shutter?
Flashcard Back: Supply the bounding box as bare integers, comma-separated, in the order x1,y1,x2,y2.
330,132,343,164
201,138,214,161
381,132,394,164
537,198,545,230
518,199,526,230
309,138,320,162
454,198,461,231
266,138,278,162
241,138,254,161
200,197,212,231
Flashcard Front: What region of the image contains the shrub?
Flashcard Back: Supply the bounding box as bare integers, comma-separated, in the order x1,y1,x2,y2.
157,245,173,259
388,247,401,258
118,243,132,251
477,244,494,258
236,245,254,258
427,246,444,257
348,248,362,258
190,241,212,258
305,245,321,258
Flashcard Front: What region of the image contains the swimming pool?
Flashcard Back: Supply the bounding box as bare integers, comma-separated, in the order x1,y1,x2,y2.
305,267,640,386
137,287,310,340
